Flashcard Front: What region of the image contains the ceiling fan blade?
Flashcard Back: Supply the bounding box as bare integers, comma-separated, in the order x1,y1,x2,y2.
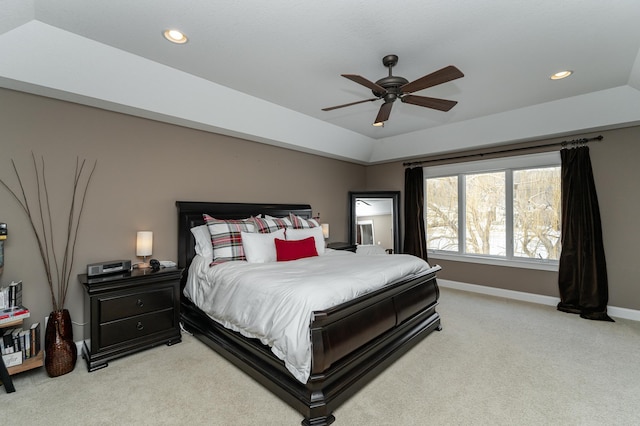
374,102,393,125
401,65,464,94
321,97,379,111
401,95,458,111
342,74,387,94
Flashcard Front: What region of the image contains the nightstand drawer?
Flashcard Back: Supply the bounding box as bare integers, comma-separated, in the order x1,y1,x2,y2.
99,308,174,347
99,287,174,322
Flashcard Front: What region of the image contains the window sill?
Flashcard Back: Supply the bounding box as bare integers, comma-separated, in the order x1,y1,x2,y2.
428,252,559,272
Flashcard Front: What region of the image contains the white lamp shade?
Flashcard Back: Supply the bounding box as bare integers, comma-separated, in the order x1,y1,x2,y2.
321,223,329,239
136,231,153,256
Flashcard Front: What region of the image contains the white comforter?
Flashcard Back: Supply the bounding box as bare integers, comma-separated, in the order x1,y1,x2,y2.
184,249,436,383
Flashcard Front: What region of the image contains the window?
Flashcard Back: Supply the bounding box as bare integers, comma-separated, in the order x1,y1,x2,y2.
425,152,561,270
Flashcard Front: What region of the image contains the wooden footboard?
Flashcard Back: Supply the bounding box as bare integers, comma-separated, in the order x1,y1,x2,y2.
310,266,440,376
176,201,442,425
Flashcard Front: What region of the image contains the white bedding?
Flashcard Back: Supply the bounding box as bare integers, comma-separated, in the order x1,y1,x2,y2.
184,249,436,383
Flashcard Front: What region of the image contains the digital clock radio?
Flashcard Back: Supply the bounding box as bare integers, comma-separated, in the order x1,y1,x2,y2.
87,259,132,277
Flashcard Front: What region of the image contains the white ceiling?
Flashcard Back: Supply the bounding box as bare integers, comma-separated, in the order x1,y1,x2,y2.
356,198,393,217
2,0,640,164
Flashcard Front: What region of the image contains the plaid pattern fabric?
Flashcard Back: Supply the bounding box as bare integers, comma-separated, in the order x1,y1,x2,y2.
251,216,290,233
203,214,255,265
289,213,320,229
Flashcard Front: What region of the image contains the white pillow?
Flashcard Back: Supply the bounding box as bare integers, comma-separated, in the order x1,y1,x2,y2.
191,225,213,259
242,228,286,263
285,227,325,255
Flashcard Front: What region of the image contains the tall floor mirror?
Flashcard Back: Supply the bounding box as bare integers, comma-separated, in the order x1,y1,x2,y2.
349,191,400,254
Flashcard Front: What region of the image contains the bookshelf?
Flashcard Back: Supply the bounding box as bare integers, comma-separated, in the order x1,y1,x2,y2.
1,315,43,393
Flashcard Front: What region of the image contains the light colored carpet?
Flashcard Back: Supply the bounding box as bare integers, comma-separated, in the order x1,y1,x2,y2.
3,288,640,425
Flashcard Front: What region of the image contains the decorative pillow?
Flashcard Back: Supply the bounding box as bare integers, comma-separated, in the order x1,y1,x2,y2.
263,214,293,226
275,237,318,261
285,226,325,255
251,216,290,233
289,213,320,229
190,225,214,260
203,214,255,265
241,228,285,263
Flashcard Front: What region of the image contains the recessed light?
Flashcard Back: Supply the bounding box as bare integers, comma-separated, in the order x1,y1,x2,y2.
163,29,188,44
550,70,572,80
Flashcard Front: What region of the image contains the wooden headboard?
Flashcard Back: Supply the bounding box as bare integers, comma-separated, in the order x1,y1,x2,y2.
175,201,313,280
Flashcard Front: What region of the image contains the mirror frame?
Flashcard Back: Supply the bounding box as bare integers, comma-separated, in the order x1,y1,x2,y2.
349,191,401,254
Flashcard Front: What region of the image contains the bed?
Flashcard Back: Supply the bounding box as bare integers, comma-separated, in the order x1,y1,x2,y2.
177,201,442,425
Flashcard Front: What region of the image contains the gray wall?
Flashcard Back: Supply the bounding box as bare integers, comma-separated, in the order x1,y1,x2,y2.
365,126,640,311
0,88,365,339
2,87,638,346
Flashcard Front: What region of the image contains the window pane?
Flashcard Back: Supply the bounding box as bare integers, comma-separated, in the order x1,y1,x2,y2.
426,176,458,251
513,167,561,260
465,172,506,255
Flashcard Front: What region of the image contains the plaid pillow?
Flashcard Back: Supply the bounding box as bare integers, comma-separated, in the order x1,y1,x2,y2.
289,213,320,229
203,214,255,265
251,216,290,233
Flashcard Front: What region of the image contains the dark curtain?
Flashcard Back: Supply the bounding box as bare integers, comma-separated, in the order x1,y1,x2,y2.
403,167,428,260
557,146,613,321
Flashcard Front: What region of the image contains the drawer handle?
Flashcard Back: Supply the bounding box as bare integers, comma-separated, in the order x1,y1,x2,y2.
136,299,144,308
136,322,144,331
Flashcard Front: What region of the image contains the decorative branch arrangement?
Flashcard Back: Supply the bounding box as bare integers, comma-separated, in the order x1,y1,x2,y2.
0,153,97,311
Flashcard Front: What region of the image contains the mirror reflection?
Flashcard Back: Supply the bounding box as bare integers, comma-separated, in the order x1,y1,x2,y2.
349,191,400,254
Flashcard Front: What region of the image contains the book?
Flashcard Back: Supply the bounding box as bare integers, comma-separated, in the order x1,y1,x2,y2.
30,322,41,357
21,329,30,359
0,280,22,309
11,328,22,353
0,305,30,325
2,328,15,354
9,280,22,307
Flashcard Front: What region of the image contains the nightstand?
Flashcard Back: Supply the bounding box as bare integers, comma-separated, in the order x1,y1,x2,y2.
78,267,183,372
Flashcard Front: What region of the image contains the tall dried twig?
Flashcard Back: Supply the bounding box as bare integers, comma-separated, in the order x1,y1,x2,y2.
0,153,97,311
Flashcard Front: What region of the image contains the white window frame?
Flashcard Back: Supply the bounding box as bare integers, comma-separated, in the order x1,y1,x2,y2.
424,152,561,271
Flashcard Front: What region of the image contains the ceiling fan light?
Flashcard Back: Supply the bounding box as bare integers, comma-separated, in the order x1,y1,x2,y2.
163,29,188,44
373,121,384,127
550,70,572,80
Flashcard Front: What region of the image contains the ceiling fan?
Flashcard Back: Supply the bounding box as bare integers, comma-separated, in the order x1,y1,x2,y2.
322,54,464,126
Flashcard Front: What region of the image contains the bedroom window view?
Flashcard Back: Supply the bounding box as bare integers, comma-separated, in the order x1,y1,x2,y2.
424,153,561,267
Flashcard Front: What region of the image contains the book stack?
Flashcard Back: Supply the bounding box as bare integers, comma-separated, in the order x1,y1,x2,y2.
0,305,30,326
0,280,23,309
1,322,40,368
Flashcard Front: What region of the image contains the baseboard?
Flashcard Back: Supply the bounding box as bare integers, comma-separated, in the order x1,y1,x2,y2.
438,279,640,322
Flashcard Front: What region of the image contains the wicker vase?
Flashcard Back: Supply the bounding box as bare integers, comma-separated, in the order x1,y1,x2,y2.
44,309,77,377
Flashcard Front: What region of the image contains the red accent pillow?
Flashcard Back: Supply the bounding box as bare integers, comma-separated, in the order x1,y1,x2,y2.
275,237,318,261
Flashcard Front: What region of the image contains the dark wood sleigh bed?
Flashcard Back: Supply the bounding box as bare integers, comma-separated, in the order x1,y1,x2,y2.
176,201,442,425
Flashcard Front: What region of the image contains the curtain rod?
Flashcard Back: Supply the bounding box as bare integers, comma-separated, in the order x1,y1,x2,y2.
403,135,604,167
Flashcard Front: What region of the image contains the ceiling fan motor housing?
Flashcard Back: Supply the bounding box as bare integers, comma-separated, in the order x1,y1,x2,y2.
374,54,408,99
373,76,409,99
